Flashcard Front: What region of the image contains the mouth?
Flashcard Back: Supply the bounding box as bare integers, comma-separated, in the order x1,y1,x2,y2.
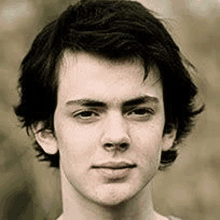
92,162,137,179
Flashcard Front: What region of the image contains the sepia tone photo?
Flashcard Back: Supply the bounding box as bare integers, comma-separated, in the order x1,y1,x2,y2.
0,0,219,219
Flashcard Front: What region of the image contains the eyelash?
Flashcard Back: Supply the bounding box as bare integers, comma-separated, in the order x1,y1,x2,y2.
74,110,99,121
127,108,154,118
73,107,154,123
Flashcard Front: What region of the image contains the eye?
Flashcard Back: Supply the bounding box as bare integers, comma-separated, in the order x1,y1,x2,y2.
73,110,99,122
127,108,154,120
131,108,150,115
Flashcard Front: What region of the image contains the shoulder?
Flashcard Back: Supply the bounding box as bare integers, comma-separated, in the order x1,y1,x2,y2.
154,211,182,220
56,215,63,220
168,216,182,220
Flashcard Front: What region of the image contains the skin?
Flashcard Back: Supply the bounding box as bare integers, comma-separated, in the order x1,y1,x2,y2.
35,51,176,220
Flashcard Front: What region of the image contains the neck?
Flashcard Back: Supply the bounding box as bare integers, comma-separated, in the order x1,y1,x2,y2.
58,169,157,220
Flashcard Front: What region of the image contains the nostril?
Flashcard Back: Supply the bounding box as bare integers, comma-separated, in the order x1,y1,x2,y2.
105,143,113,148
103,142,129,152
119,143,129,152
104,143,115,152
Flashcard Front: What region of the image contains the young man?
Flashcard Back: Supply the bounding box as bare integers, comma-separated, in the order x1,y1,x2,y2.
14,0,204,219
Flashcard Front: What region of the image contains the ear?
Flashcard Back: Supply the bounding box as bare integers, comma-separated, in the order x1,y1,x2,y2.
162,126,177,151
32,122,58,155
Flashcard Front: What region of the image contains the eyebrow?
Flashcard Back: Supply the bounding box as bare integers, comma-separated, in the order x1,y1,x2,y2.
66,99,107,108
122,96,159,108
66,95,159,109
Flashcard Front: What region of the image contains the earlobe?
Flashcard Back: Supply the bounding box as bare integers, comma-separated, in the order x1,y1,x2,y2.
32,123,58,155
162,127,177,151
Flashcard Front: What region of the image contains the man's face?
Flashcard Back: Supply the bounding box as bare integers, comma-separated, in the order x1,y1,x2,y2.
49,52,175,206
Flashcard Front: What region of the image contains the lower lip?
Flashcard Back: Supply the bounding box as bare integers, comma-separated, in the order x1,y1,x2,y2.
95,167,133,179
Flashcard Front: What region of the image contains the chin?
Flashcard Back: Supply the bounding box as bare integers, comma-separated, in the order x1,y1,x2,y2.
90,183,139,207
95,196,132,207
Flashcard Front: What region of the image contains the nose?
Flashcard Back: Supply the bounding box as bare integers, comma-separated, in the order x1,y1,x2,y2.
100,112,130,153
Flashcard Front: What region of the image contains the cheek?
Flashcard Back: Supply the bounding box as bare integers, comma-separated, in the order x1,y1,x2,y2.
130,122,164,162
131,119,164,145
55,120,99,162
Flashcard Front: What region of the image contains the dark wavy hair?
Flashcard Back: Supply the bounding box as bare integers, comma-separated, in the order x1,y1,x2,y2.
14,0,204,170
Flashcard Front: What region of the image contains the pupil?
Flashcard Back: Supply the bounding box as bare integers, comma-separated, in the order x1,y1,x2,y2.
136,109,146,114
82,111,92,117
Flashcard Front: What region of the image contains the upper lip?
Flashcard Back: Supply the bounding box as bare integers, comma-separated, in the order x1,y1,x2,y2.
92,162,137,169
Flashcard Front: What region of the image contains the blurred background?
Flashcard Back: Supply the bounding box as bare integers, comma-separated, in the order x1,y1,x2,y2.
0,0,219,219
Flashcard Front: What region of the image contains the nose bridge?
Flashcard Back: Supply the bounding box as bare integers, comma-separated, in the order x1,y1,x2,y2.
101,110,130,145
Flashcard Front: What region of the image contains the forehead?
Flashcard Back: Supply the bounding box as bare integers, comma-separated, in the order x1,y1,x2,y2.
57,51,162,104
60,51,146,76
